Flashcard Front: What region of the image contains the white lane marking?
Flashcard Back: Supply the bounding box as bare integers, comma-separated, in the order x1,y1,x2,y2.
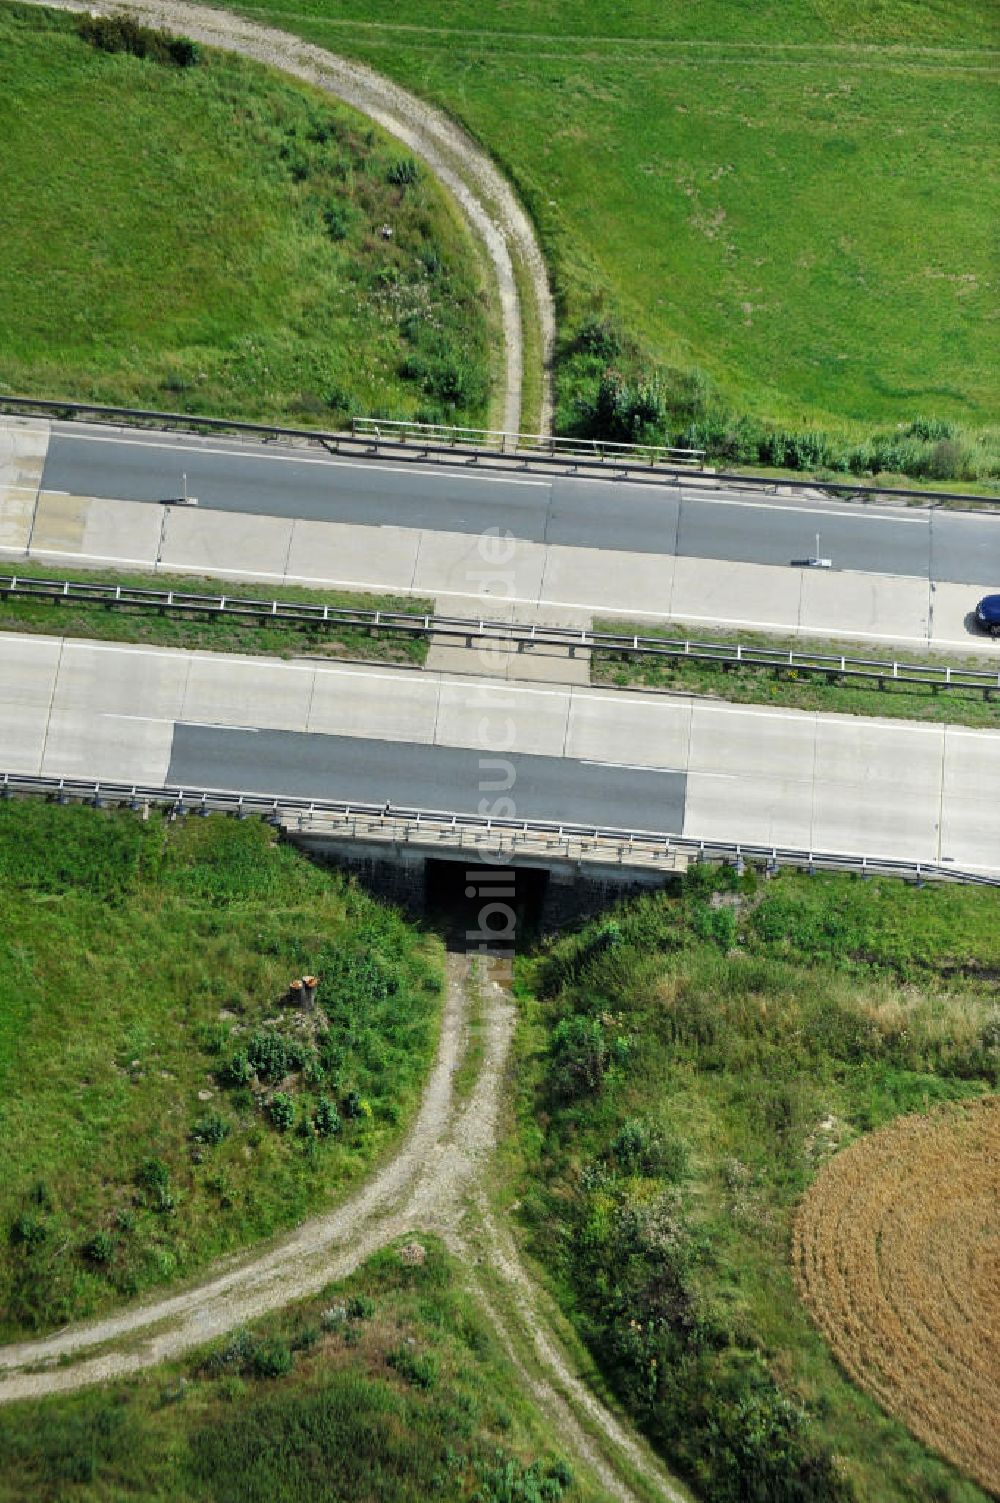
102,714,259,732
581,760,682,772
26,547,164,568
55,432,549,487
694,700,945,733
679,493,927,525
183,721,260,732
101,713,175,726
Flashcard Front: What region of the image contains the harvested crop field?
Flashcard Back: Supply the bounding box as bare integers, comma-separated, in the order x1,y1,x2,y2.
793,1095,1000,1494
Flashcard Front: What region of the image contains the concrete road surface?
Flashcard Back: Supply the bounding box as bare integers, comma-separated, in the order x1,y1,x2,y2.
2,633,997,871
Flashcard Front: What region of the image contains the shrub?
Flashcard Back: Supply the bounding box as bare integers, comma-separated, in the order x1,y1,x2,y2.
267,1092,295,1132
167,36,199,67
137,1157,169,1194
386,156,420,187
291,1324,320,1353
247,1028,290,1084
29,1180,53,1211
78,15,200,67
924,437,964,481
573,315,624,362
202,1328,258,1375
9,1213,46,1250
388,1344,439,1389
137,1158,174,1210
83,1231,115,1265
346,1294,375,1320
550,1015,607,1098
905,416,955,442
321,1302,348,1331
222,1051,253,1087
313,1097,341,1137
251,1338,293,1379
191,1112,231,1147
473,1452,573,1501
322,202,351,241
609,1118,689,1181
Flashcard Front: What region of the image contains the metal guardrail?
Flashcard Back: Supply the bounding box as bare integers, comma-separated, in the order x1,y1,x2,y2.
350,416,705,466
2,773,996,886
0,396,995,506
3,573,998,695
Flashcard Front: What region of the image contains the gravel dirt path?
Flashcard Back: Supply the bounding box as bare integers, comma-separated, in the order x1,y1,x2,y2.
0,950,678,1500
22,0,555,434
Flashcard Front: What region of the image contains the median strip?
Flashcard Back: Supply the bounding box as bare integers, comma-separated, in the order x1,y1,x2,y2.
0,565,432,667
2,568,999,729
591,617,1000,731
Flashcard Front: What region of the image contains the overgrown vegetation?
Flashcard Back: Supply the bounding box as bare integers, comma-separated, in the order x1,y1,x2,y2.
0,5,493,428
0,1240,593,1503
0,562,432,665
78,14,201,69
239,0,997,481
592,619,1000,730
514,869,1000,1502
0,802,442,1336
558,324,1000,484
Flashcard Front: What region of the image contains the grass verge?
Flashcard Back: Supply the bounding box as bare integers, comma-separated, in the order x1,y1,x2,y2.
0,4,491,429
0,1237,602,1502
0,562,432,665
0,801,443,1338
592,618,1000,729
511,868,1000,1502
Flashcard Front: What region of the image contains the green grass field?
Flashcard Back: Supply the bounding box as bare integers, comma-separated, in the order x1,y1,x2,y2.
0,802,442,1337
222,0,998,476
511,869,1000,1502
0,562,432,665
0,1239,597,1503
0,4,494,428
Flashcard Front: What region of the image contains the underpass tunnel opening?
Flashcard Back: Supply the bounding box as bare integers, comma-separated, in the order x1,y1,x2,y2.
424,858,549,950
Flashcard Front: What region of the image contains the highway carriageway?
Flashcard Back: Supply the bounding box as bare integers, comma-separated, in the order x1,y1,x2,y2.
4,573,999,697
4,418,998,656
33,422,1000,583
2,633,998,874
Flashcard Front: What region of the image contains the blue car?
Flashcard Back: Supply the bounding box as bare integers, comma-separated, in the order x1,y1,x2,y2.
975,594,1000,637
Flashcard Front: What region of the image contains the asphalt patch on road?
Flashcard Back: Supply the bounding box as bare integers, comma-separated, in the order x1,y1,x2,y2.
166,723,687,834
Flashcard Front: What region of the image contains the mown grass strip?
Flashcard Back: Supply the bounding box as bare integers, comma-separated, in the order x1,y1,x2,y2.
592,618,1000,729
253,0,998,482
0,563,432,666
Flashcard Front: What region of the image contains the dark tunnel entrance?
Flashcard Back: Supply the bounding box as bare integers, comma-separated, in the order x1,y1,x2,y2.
424,858,550,950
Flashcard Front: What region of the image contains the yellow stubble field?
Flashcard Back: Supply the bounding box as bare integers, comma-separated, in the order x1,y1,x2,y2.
793,1095,1000,1494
